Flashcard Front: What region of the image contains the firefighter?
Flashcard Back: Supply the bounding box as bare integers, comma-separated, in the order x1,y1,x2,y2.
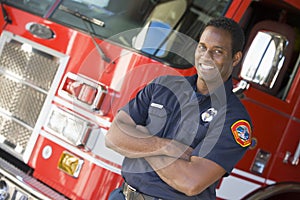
105,16,252,200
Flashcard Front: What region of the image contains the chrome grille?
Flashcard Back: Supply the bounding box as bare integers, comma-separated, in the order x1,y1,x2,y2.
0,74,47,127
0,114,31,152
0,40,58,91
0,31,67,156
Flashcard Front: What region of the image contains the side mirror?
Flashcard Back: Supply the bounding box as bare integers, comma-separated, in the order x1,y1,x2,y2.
238,20,295,97
240,31,288,90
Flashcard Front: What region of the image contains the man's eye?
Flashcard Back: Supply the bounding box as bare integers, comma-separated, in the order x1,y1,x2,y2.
198,45,206,51
214,49,223,54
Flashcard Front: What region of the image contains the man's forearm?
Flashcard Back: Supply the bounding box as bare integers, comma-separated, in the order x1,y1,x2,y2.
145,156,194,195
106,111,193,160
105,117,166,158
145,155,226,196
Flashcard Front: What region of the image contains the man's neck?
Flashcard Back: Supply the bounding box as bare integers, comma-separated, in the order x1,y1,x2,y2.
196,78,224,95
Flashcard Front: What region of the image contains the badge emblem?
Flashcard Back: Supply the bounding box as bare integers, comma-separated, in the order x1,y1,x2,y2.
231,120,252,147
201,108,218,122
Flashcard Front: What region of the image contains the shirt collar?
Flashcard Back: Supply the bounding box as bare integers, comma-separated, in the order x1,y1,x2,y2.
185,74,233,107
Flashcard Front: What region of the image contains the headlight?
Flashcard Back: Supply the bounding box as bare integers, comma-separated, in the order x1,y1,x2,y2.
46,106,94,147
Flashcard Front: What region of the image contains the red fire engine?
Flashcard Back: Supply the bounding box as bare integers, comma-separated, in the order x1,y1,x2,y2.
0,0,299,199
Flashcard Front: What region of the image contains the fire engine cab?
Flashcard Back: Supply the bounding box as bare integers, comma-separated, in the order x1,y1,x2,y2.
0,0,299,199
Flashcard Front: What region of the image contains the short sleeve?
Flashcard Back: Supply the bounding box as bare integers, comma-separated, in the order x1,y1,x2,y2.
120,80,156,125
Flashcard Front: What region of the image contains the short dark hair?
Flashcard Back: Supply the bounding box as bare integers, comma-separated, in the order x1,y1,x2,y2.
206,17,245,55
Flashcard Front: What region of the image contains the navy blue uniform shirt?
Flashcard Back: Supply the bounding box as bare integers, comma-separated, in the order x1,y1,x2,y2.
120,74,252,200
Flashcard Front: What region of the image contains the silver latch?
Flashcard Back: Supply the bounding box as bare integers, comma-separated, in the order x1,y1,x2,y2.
233,80,250,95
283,141,300,166
291,141,300,165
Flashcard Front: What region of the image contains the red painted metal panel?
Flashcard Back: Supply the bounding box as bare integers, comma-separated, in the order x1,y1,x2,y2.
284,0,300,10
29,135,123,200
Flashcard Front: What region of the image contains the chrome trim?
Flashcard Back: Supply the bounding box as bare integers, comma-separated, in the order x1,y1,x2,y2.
0,157,68,200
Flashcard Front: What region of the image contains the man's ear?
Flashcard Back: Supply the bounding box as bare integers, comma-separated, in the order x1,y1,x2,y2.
232,51,243,67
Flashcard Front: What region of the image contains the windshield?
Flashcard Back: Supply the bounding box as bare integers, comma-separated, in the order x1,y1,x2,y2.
5,0,55,16
51,0,150,39
6,0,231,68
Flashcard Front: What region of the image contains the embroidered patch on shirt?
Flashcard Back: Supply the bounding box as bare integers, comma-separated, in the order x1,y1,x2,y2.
231,120,251,147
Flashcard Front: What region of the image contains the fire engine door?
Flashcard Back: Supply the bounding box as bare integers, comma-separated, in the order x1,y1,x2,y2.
236,19,300,182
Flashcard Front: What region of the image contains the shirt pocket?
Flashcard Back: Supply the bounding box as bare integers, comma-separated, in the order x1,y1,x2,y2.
175,120,199,146
146,104,168,135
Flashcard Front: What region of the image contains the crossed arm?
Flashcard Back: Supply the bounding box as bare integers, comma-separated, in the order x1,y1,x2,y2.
105,110,226,196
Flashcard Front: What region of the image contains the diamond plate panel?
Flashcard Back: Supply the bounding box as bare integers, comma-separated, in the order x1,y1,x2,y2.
0,114,31,153
0,74,46,127
0,35,64,156
0,40,59,91
0,74,18,112
15,85,46,127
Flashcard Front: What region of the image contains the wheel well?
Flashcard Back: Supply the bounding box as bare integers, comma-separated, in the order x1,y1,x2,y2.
242,182,300,200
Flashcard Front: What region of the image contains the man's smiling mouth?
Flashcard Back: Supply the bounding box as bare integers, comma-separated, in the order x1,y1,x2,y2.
199,64,215,70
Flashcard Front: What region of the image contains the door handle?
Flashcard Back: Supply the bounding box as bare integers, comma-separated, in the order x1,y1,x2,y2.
291,141,300,165
283,141,300,165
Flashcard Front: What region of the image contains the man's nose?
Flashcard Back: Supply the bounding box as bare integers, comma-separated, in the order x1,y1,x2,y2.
201,49,213,60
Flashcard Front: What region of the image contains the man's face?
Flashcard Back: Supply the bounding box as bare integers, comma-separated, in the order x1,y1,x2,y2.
194,26,239,83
